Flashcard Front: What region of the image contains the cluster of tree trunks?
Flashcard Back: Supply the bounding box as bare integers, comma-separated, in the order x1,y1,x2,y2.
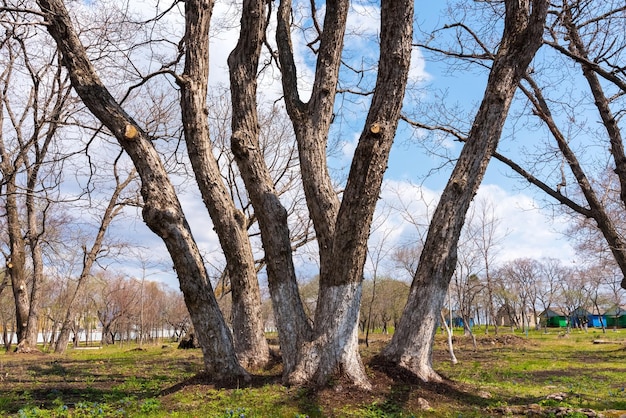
4,0,621,389
25,0,547,387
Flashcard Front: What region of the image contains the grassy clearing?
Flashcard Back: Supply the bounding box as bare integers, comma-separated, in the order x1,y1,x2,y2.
0,329,625,417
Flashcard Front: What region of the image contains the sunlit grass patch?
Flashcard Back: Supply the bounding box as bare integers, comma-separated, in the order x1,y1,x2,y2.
0,332,625,417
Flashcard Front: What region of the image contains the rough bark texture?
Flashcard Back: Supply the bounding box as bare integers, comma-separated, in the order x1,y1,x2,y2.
275,0,348,381
276,0,345,268
561,4,626,289
277,0,414,388
381,0,549,381
178,0,269,369
521,76,626,292
36,0,248,381
228,0,311,376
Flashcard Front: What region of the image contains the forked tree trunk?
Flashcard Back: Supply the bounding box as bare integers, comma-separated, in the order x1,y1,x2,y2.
178,0,269,370
277,0,414,388
37,0,248,381
381,0,548,381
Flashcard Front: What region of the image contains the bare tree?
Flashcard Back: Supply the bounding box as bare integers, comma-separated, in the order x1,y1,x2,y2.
363,213,395,346
467,198,505,334
498,258,541,333
382,0,548,382
535,258,568,330
34,0,248,380
93,273,139,345
275,0,415,388
0,13,76,351
54,154,137,353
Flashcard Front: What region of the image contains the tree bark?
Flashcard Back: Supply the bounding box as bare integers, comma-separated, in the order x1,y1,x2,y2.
228,0,311,376
277,0,414,388
178,0,269,370
36,0,248,381
560,4,626,289
4,177,30,348
381,0,548,381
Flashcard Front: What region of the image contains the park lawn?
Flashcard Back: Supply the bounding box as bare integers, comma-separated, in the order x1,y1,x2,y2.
0,329,624,417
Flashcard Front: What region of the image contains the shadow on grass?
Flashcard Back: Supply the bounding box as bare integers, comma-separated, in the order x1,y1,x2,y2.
0,351,189,415
159,371,283,395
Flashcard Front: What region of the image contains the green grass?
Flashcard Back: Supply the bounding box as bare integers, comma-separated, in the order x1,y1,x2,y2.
0,330,625,417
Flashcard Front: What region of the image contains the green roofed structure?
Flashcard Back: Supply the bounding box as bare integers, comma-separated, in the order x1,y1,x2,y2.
539,308,568,328
604,305,626,328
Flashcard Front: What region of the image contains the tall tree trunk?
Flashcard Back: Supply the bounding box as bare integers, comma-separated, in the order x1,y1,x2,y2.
381,0,548,382
22,167,49,350
275,0,348,378
178,0,269,370
37,0,248,381
278,0,414,388
228,0,311,376
23,226,42,350
5,178,30,348
561,4,626,290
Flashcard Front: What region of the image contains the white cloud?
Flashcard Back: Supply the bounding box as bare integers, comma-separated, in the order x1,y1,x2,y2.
346,4,380,37
340,133,360,161
409,48,430,84
367,180,576,279
475,185,576,263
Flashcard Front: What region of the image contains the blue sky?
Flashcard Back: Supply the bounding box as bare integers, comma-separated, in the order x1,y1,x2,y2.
109,0,582,288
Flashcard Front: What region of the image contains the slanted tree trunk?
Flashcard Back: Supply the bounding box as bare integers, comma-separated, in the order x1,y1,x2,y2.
561,4,626,290
178,0,269,370
37,0,248,381
381,0,548,382
228,0,311,375
55,163,135,354
440,311,458,365
277,0,414,388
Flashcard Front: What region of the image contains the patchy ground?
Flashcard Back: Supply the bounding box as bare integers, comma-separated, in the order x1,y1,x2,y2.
1,333,626,417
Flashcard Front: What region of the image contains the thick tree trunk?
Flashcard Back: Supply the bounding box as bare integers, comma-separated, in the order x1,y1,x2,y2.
289,282,367,387
228,0,311,376
277,0,414,388
37,0,248,381
276,0,346,269
382,0,548,381
179,0,269,370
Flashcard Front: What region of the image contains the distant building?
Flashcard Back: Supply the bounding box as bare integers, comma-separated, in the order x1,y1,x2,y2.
604,305,626,328
495,304,537,329
539,308,568,328
570,307,606,328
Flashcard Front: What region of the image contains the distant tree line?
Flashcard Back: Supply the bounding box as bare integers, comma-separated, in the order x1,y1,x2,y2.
0,270,190,351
